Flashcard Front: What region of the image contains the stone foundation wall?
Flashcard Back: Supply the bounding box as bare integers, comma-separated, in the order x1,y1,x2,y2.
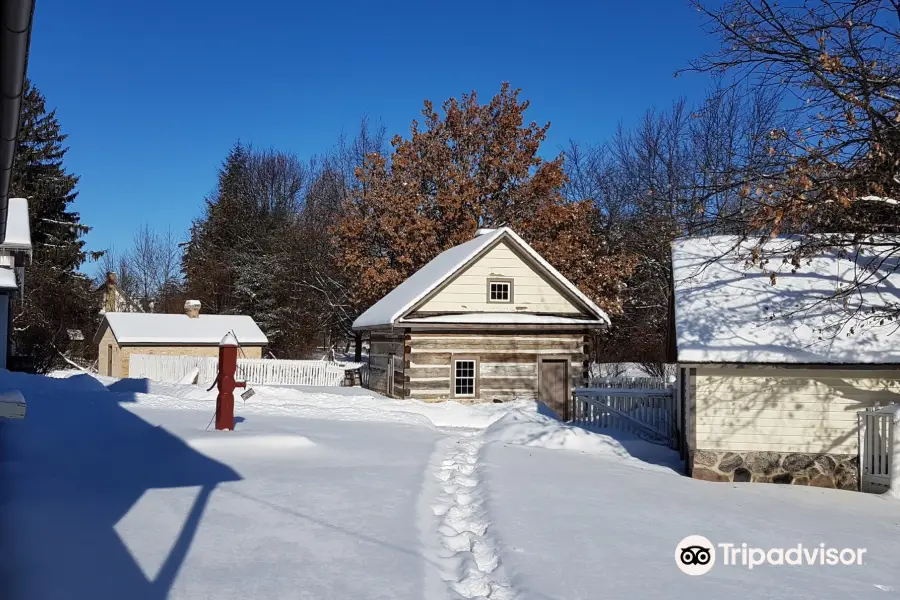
691,450,859,491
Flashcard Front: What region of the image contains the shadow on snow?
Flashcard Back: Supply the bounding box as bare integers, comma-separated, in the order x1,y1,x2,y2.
0,373,241,600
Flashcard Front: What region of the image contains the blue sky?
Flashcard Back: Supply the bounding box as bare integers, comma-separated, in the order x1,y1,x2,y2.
25,0,718,265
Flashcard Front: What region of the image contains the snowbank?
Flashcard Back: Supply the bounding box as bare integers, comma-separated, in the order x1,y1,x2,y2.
484,408,682,472
485,408,633,456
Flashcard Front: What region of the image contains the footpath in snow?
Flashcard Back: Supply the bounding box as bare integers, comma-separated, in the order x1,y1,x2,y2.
424,431,514,600
2,370,898,600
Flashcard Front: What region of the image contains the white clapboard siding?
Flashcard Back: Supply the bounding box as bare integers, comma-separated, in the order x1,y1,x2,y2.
416,240,582,314
695,368,900,454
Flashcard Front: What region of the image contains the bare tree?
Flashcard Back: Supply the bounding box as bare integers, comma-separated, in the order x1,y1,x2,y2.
564,84,785,364
682,0,900,328
94,225,185,313
94,246,139,301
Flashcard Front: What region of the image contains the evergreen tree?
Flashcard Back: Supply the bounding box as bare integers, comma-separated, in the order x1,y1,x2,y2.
183,143,318,356
10,80,99,371
182,143,250,314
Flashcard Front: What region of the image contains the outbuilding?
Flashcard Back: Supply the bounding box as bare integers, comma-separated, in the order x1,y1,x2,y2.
352,227,609,416
671,235,900,489
95,301,268,377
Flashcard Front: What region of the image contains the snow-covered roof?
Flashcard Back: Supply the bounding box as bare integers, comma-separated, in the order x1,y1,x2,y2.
352,227,609,329
101,313,268,345
0,267,17,290
1,198,31,250
401,313,603,326
672,235,900,364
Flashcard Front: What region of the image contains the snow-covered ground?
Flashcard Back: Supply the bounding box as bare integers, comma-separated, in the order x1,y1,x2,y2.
1,371,898,599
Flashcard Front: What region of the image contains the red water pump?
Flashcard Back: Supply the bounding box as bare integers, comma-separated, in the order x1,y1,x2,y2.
215,332,245,430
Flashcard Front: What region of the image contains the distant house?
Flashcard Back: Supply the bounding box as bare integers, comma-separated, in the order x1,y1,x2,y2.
94,300,268,377
97,271,144,314
352,228,609,416
671,235,900,490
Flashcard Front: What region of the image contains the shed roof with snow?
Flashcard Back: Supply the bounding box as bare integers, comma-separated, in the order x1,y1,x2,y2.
671,235,900,365
352,227,609,331
96,312,269,346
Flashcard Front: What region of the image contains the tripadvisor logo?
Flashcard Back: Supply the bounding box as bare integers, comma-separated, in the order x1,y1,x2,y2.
676,535,715,576
675,536,867,575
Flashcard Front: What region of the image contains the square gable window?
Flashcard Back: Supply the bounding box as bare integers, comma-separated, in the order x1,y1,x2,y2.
488,279,513,303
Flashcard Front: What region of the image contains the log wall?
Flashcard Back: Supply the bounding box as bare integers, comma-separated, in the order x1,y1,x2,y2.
405,332,588,402
367,332,405,398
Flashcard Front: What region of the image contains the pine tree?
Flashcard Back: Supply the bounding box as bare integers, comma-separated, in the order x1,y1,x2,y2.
182,143,250,314
10,80,99,371
183,143,320,356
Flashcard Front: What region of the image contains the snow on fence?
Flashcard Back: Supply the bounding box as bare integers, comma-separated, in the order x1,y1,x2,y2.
228,358,361,387
585,375,674,390
571,386,678,448
129,354,363,387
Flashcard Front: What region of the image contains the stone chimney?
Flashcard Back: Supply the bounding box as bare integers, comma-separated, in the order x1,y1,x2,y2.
184,300,201,318
106,271,117,286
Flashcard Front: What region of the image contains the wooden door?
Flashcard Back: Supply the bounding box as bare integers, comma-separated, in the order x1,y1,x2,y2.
107,344,113,376
539,359,569,420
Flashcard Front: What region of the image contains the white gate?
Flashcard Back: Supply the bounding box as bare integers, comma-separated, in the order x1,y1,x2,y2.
571,387,678,448
859,409,893,494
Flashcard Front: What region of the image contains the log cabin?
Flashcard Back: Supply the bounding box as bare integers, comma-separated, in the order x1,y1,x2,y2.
352,227,609,416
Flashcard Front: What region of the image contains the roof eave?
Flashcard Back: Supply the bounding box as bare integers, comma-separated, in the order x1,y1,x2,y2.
677,359,900,368
0,1,36,244
398,321,606,332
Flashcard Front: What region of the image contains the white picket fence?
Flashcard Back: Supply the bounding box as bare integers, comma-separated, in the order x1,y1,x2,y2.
571,386,678,448
128,354,206,384
128,354,363,387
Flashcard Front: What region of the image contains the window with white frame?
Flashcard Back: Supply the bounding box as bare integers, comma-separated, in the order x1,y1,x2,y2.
488,279,512,302
454,359,477,397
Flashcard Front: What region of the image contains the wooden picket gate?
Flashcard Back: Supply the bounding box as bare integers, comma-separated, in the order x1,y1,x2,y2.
859,408,893,494
571,386,678,448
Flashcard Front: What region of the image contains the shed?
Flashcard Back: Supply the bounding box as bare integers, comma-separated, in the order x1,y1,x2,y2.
671,235,900,490
352,227,609,416
95,300,268,377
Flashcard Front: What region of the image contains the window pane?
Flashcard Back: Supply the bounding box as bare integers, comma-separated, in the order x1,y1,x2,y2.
490,281,510,301
455,360,476,396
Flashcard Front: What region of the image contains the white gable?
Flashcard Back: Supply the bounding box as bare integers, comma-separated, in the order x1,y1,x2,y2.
102,313,268,345
352,227,609,329
672,235,900,364
414,239,582,315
